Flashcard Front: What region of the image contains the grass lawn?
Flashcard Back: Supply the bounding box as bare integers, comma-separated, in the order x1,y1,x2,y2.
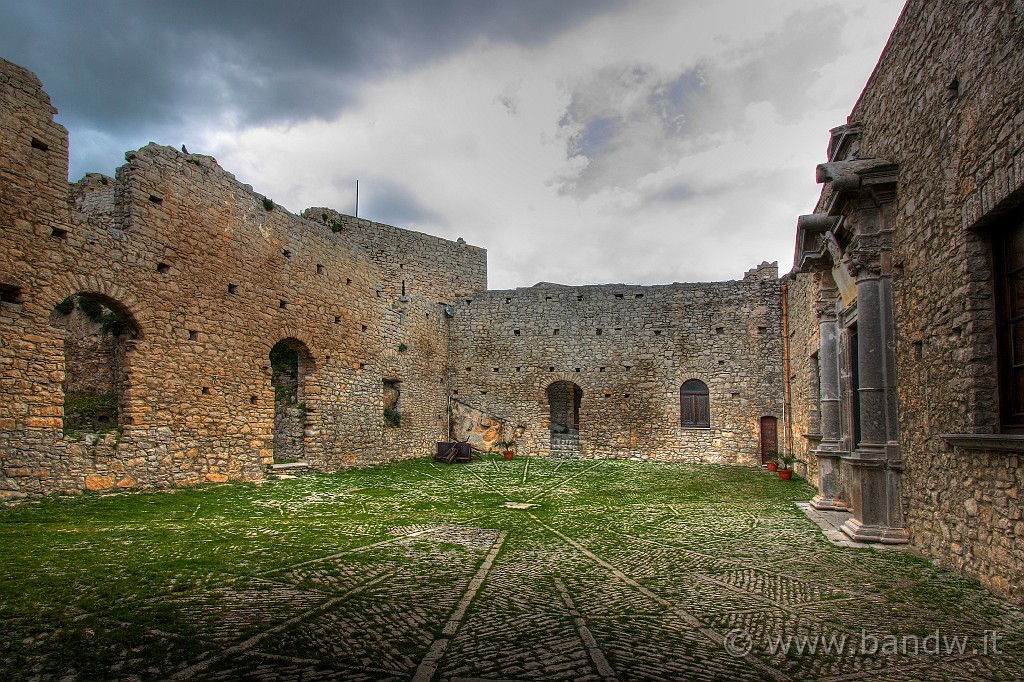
1,456,1021,681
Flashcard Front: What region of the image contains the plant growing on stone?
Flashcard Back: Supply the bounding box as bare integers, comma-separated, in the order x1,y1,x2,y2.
384,408,401,428
261,197,274,211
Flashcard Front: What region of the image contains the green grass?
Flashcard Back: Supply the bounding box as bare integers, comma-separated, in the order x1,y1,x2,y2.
0,457,1020,681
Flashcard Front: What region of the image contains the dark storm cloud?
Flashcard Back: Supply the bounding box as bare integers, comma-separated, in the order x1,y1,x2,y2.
0,0,622,140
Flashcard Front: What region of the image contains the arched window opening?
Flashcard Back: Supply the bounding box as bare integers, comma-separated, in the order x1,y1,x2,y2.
270,338,314,463
680,379,710,428
51,294,139,434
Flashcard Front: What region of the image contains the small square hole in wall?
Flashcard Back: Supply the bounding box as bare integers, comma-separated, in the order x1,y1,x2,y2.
493,367,499,372
325,355,331,363
575,368,581,372
30,137,48,151
50,227,69,240
596,328,602,335
624,393,631,398
718,360,725,365
361,324,367,333
513,329,521,336
506,297,512,303
347,278,353,285
913,339,924,360
516,366,522,372
654,330,662,336
0,285,24,305
283,249,292,258
453,389,459,395
549,366,555,372
465,299,472,305
228,283,238,295
359,363,366,370
481,390,488,395
716,326,725,334
148,194,163,205
317,264,325,275
467,367,473,372
201,387,210,395
188,330,199,341
615,327,622,331
635,293,644,299
758,326,767,334
334,316,341,324
279,300,288,309
577,295,584,301
250,395,258,405
553,329,559,335
624,365,632,371
156,262,171,274
599,367,606,372
614,293,624,300
604,392,611,398
731,392,740,398
376,290,382,298
545,295,552,301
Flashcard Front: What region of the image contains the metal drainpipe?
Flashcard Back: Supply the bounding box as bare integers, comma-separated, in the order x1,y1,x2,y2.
781,283,794,460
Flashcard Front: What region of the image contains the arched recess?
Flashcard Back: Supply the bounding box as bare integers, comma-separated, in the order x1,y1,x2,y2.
547,380,583,433
270,337,316,463
680,379,710,428
50,292,142,433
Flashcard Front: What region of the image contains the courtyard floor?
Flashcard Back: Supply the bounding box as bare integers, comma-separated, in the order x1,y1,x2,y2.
1,457,1022,681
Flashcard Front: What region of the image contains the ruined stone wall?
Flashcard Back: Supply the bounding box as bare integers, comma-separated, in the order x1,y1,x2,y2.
0,57,484,498
787,0,1024,602
783,272,821,485
449,263,785,462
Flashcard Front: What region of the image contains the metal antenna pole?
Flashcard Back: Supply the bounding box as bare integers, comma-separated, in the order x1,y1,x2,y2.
355,179,359,218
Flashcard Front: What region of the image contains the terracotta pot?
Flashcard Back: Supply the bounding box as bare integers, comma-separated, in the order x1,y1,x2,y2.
503,452,514,460
766,462,778,472
778,469,793,480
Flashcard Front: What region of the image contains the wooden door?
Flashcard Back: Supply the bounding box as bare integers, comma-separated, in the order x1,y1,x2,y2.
760,416,778,463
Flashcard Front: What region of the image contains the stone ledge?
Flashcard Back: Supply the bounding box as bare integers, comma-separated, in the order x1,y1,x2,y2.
941,434,1024,452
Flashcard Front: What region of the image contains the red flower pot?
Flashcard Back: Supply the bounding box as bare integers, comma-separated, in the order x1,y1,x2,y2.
778,469,793,480
503,452,514,460
766,462,778,472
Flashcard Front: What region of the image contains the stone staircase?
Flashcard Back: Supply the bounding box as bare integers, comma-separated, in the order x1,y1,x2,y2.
550,431,580,458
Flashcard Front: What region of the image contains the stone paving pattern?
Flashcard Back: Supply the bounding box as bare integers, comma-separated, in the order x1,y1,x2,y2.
1,458,1021,681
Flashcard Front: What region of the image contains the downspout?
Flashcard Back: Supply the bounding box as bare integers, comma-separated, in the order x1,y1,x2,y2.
781,282,794,459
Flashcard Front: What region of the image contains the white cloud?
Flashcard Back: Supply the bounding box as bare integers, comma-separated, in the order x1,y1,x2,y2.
200,0,905,290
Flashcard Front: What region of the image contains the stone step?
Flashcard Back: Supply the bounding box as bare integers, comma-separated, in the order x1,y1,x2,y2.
269,461,310,474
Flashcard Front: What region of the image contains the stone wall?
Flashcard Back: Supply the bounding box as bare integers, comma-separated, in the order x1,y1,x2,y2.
0,57,485,498
786,0,1024,603
448,262,785,462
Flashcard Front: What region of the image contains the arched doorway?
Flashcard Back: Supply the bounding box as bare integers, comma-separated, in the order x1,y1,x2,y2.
270,338,314,463
760,416,779,464
547,381,582,457
50,293,140,434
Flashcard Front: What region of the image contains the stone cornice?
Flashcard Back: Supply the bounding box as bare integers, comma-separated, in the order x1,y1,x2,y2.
941,434,1024,452
794,214,840,273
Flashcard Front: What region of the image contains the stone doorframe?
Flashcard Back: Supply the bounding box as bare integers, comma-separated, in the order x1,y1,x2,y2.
794,135,908,544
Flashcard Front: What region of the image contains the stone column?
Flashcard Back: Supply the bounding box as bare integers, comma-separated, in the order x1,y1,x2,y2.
811,295,848,511
840,244,908,543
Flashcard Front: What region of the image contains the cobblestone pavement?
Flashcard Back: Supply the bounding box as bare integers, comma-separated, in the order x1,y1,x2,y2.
1,458,1022,681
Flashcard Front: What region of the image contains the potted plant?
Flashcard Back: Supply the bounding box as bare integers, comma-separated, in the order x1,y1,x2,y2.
496,439,516,460
777,453,796,480
765,452,779,472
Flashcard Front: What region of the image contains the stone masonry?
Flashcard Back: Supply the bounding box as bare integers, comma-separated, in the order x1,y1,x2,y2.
786,0,1024,604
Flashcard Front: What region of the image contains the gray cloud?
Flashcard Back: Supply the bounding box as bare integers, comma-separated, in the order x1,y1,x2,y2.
0,0,622,177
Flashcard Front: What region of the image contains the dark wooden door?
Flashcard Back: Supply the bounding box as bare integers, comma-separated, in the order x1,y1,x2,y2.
760,416,778,463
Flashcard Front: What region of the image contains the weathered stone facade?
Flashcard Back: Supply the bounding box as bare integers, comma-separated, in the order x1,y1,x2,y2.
448,263,784,462
0,57,485,497
787,0,1024,603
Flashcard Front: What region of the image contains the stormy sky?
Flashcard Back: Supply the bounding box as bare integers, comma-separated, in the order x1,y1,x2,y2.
0,1,905,289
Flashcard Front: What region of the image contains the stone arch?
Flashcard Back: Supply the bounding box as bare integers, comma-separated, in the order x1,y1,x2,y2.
49,290,142,433
269,336,317,464
46,274,149,339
